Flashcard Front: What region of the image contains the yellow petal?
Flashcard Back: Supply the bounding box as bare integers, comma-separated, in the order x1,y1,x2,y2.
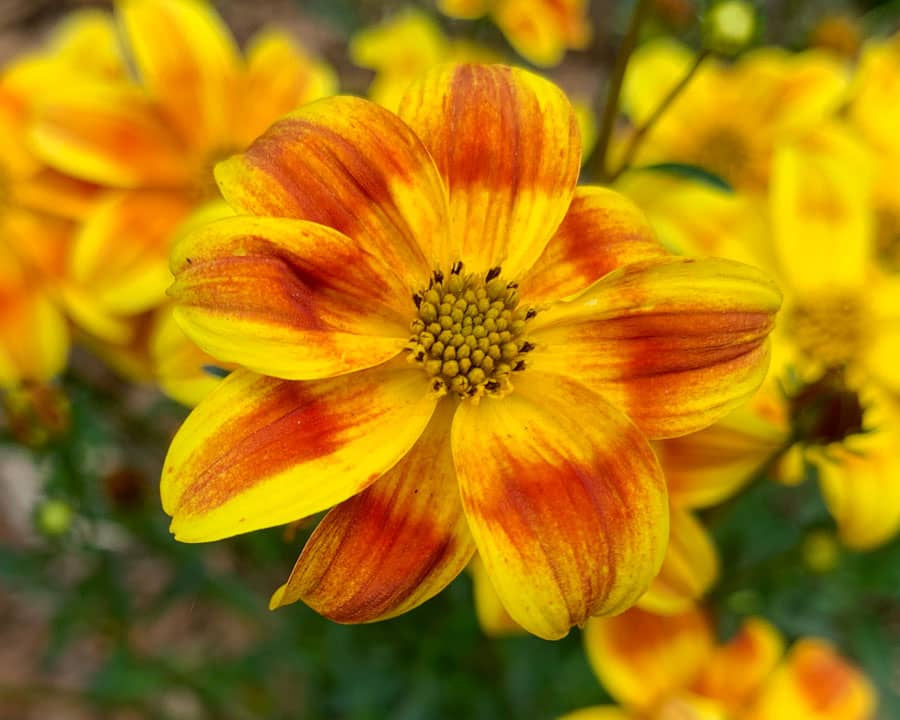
271,399,475,621
493,0,591,68
452,372,668,640
118,0,241,149
519,185,667,304
583,607,715,711
469,554,524,637
559,707,634,720
0,284,69,387
637,508,718,615
528,257,782,439
169,215,412,380
398,63,580,278
162,361,438,542
215,95,451,276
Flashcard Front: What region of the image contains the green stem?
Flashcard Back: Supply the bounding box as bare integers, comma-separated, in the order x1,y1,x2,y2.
593,0,653,181
607,48,711,182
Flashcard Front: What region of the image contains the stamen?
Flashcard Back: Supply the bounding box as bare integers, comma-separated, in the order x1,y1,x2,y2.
406,263,536,399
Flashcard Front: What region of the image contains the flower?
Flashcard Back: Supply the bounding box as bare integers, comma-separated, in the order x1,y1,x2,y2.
162,63,780,640
29,0,336,371
620,40,848,193
567,607,877,719
437,0,592,67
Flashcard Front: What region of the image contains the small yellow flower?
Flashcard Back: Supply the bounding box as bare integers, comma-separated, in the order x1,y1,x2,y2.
162,64,780,640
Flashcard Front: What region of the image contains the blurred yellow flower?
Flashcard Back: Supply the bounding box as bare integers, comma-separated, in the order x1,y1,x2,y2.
438,0,592,67
620,40,848,192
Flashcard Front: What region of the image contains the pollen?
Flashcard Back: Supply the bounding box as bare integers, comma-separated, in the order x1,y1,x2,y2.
407,262,536,398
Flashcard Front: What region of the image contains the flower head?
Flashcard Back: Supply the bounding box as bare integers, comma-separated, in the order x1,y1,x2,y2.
163,63,780,640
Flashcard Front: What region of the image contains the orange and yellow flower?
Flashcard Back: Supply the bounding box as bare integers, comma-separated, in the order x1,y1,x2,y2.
28,0,336,386
437,0,592,67
619,39,848,193
160,63,780,640
568,607,877,719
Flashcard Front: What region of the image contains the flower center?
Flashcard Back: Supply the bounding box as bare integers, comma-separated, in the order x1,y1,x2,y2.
789,371,866,446
407,263,535,398
875,206,900,272
788,294,863,369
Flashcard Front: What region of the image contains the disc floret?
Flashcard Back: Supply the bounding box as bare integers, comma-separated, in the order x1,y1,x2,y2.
408,263,536,398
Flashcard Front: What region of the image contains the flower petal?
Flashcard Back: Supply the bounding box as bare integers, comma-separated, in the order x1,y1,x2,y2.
451,372,668,640
519,185,667,304
469,554,524,637
31,85,188,188
270,399,475,621
583,607,715,711
559,708,634,720
215,96,450,277
637,507,718,615
169,215,412,380
118,0,241,149
0,285,69,387
398,63,581,278
528,257,782,439
692,617,784,712
162,361,438,542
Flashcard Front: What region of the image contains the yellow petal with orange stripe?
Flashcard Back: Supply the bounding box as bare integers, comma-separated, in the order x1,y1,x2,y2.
215,96,450,277
162,361,438,542
169,215,412,380
528,257,781,439
270,399,475,621
452,372,668,640
398,64,580,278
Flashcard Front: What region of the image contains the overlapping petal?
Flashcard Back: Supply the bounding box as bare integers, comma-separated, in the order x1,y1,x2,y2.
169,216,412,380
162,361,438,542
398,63,581,278
584,607,714,712
270,400,475,621
519,186,666,304
215,96,449,279
528,257,782,439
118,0,241,150
0,285,69,387
451,372,668,640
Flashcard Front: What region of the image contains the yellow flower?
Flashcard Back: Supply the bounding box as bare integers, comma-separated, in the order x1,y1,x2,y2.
569,608,876,720
620,40,848,193
30,0,337,354
161,64,780,640
438,0,592,67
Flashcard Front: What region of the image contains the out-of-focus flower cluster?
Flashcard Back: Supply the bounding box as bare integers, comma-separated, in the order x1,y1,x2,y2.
0,1,896,718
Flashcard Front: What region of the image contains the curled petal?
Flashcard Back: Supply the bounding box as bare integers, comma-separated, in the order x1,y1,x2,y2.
398,63,581,278
528,257,782,439
215,96,450,278
637,508,718,615
584,607,714,711
693,617,784,711
118,0,241,149
745,639,877,720
170,215,412,380
519,185,667,304
162,362,438,542
452,372,668,640
271,399,475,621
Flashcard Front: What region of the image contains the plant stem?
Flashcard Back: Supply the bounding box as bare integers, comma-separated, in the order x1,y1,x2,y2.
608,48,711,182
593,0,652,181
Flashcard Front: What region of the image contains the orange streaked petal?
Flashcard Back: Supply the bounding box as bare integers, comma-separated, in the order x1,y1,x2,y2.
452,372,668,640
31,85,187,188
519,185,667,304
745,639,877,720
270,399,475,621
692,617,784,711
215,96,450,277
528,257,782,439
169,215,412,380
584,607,715,711
238,30,337,146
73,191,193,316
118,0,241,150
398,63,581,278
470,554,525,637
162,361,438,542
637,508,718,616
